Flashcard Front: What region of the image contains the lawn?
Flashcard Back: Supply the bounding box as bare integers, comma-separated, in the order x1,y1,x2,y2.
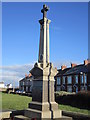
1,92,32,110
1,92,90,115
59,104,90,115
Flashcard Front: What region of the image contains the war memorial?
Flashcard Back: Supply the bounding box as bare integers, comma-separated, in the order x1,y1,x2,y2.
11,4,72,120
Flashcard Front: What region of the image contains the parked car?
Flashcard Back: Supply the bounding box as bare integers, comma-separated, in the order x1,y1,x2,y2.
16,90,21,93
16,90,25,94
20,90,25,93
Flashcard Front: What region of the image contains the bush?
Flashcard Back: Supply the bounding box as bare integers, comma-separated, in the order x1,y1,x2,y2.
55,91,90,110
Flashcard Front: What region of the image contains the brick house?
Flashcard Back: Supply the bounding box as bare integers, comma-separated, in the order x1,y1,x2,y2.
55,60,89,93
19,74,33,93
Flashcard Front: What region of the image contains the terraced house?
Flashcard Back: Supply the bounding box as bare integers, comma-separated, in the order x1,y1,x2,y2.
55,60,90,93
19,73,33,93
19,60,90,93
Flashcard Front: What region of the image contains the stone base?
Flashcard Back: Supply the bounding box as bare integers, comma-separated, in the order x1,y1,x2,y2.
14,115,72,120
53,110,62,119
24,108,52,118
11,109,72,120
24,109,62,119
28,101,62,119
28,102,50,111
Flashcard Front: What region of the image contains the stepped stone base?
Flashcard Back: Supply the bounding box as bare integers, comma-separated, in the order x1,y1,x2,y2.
28,102,50,111
11,110,72,120
24,108,52,118
14,115,72,120
28,102,62,119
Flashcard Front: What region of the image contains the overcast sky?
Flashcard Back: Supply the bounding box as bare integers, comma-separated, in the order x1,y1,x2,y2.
1,2,88,86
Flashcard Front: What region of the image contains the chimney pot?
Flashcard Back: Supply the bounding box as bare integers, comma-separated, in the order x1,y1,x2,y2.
84,60,89,65
61,65,67,70
71,63,77,68
28,73,32,77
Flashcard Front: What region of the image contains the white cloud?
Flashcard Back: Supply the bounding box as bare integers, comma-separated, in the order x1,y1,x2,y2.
0,60,81,87
0,64,33,87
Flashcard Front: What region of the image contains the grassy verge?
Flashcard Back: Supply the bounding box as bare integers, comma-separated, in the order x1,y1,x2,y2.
1,92,90,115
2,92,32,110
59,104,90,115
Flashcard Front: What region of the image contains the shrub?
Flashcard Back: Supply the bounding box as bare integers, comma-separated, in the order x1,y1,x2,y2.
55,91,90,110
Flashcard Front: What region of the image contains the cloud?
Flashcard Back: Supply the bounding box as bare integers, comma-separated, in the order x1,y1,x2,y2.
0,60,81,87
0,64,33,87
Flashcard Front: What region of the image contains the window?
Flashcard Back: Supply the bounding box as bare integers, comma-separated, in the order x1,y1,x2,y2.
67,86,72,92
62,76,65,84
85,86,87,91
26,81,29,85
81,75,84,84
57,77,61,85
76,87,78,93
23,87,24,91
30,86,32,92
20,81,23,86
23,81,24,85
61,85,65,91
26,86,28,92
56,86,61,91
75,75,78,83
67,76,72,84
81,86,84,91
84,74,87,84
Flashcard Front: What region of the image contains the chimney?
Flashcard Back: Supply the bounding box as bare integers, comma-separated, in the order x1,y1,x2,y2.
25,74,28,78
71,63,77,68
28,73,32,77
84,60,89,65
61,65,67,70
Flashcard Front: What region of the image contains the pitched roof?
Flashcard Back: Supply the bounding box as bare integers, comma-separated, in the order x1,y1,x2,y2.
55,67,71,77
19,75,33,82
64,64,88,76
55,63,88,77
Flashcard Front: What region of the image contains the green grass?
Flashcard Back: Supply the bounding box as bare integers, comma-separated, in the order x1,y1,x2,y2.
1,92,90,115
1,92,32,110
55,91,75,96
59,104,90,115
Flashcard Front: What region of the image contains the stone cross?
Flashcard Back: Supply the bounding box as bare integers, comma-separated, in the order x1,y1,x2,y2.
38,4,51,68
41,4,49,19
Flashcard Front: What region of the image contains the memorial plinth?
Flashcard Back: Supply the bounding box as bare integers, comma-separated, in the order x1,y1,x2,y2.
24,62,62,119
